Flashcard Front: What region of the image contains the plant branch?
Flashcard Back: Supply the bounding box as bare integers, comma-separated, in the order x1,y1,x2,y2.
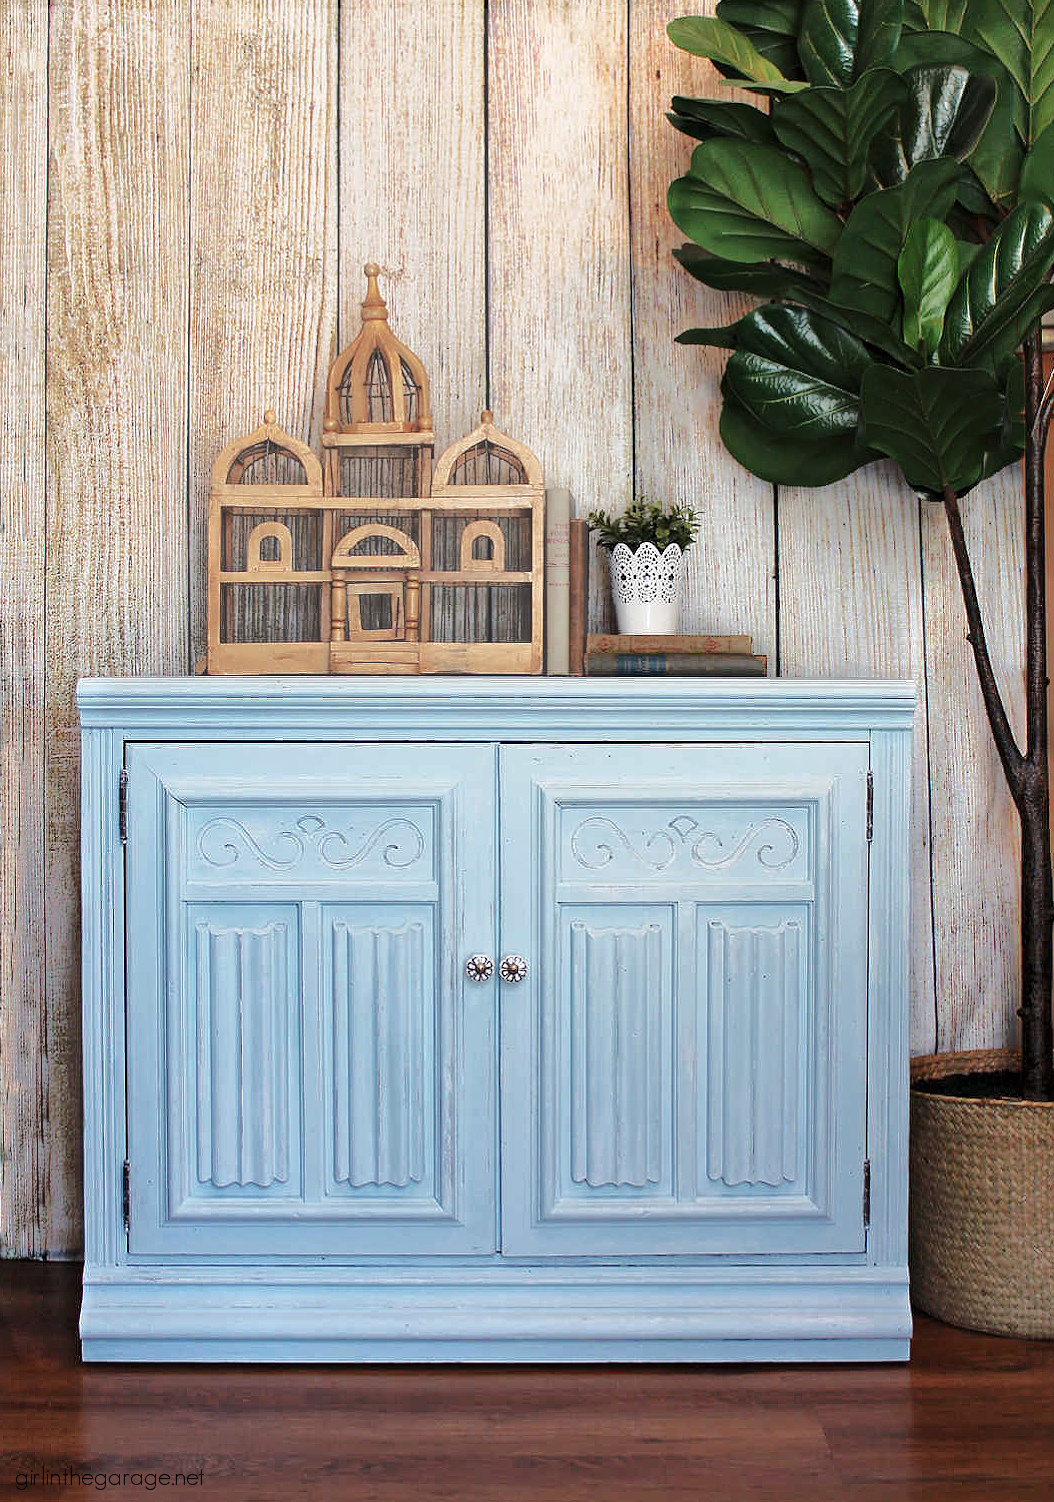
942,486,1025,796
1034,362,1054,457
1024,330,1049,768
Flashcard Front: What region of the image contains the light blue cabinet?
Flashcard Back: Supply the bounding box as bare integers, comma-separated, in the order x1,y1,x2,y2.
79,677,914,1362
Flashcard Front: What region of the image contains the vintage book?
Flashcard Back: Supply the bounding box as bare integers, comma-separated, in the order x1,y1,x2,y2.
587,632,753,656
585,650,767,676
545,487,572,673
568,518,588,676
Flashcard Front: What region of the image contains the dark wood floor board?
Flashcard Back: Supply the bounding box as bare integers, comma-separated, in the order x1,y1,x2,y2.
844,1487,1054,1502
3,1265,1054,1502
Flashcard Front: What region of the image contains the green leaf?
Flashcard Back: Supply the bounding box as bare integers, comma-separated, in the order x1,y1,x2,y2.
964,0,1054,150
672,245,821,296
716,0,808,80
667,16,791,83
893,31,1022,208
675,323,745,348
860,364,1007,492
669,140,843,267
939,200,1054,371
720,391,875,484
668,97,777,145
870,65,997,185
721,304,873,443
672,245,921,363
902,0,968,30
1020,120,1054,203
898,217,960,353
830,158,964,322
798,0,904,86
772,70,908,205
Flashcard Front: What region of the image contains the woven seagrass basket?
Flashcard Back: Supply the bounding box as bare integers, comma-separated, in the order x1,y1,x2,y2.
910,1049,1054,1338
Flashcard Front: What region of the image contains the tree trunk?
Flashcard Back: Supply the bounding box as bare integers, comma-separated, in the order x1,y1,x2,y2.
1019,782,1054,1096
1020,330,1054,1098
940,328,1054,1098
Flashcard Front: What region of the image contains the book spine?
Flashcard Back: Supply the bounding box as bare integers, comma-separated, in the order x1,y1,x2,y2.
586,633,753,655
567,518,588,677
545,487,571,674
585,652,767,676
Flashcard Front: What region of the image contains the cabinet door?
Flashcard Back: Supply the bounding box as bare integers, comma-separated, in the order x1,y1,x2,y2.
499,742,870,1257
125,742,496,1256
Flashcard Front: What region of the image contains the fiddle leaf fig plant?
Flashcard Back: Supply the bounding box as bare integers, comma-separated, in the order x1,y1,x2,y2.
668,0,1054,1097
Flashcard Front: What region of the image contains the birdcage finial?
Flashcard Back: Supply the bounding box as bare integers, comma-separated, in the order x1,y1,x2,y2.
361,263,388,322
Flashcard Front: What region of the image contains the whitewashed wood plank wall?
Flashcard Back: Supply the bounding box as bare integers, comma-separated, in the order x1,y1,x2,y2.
0,0,1026,1254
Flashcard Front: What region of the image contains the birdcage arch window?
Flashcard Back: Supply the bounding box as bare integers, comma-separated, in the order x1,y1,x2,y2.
332,523,421,570
453,439,525,486
432,411,543,492
227,440,308,488
400,359,422,427
460,520,507,573
247,521,294,573
210,414,323,497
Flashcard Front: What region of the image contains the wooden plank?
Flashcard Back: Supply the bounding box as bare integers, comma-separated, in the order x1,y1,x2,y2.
0,0,47,1257
922,470,1026,1050
629,0,775,658
45,0,192,1253
338,1,486,456
488,0,633,636
189,0,338,665
779,467,936,1053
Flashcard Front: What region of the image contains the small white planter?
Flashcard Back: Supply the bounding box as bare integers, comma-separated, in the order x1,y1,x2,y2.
609,541,686,634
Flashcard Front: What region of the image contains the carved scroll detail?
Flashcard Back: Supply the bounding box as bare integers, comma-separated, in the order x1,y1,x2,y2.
197,813,426,872
687,817,800,871
570,817,676,871
569,813,800,873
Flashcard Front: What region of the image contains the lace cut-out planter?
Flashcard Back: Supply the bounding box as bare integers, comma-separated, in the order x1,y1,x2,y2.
608,542,686,634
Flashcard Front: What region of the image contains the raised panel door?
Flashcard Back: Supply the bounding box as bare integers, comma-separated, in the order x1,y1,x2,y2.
498,742,870,1257
125,741,497,1256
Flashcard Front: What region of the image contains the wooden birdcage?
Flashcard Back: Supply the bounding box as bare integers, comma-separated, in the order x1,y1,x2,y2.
205,263,545,676
421,411,544,673
206,412,329,673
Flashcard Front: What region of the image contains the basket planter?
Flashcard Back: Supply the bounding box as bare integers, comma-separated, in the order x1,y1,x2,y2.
608,541,685,634
909,1049,1054,1337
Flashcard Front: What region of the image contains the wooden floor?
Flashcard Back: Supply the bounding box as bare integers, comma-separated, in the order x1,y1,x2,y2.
2,1263,1054,1500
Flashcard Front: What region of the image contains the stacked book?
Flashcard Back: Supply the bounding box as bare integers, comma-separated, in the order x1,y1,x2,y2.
584,633,767,677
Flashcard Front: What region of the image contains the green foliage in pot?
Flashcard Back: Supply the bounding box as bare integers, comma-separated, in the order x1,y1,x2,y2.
667,0,1054,1098
588,497,699,552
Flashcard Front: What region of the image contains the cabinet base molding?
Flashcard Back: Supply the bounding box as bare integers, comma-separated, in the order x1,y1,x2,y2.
80,1266,911,1363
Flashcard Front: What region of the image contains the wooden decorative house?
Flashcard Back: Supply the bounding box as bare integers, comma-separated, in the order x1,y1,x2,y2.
206,264,545,675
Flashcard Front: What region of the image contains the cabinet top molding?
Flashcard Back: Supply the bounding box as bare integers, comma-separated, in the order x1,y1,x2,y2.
77,676,915,737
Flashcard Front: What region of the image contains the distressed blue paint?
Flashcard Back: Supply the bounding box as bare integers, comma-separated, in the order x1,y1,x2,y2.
80,677,913,1361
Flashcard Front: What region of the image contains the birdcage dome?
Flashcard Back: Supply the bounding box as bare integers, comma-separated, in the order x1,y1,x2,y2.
325,265,432,435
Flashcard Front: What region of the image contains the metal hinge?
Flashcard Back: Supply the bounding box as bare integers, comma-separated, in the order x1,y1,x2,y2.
122,1160,131,1234
865,769,874,843
863,1159,871,1229
119,769,129,845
